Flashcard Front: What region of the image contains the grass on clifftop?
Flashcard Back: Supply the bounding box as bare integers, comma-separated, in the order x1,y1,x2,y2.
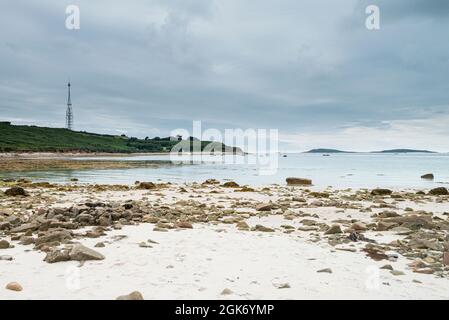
0,122,239,153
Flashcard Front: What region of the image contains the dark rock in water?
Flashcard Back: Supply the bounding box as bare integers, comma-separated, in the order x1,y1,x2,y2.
116,291,144,300
136,182,156,190
421,173,434,180
428,187,448,196
4,187,27,197
371,189,393,196
286,177,312,186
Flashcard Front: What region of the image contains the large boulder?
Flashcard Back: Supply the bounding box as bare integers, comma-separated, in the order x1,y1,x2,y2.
286,177,312,186
69,244,105,261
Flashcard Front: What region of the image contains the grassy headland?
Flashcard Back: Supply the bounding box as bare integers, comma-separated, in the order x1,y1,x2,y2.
0,122,240,153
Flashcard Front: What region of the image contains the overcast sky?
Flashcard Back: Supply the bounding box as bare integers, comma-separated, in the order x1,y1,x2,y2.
1,0,449,151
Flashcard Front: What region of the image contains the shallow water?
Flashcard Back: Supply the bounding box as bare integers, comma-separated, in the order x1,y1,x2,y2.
1,153,449,189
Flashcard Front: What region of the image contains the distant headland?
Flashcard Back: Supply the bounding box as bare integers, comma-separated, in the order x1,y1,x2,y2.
305,148,437,154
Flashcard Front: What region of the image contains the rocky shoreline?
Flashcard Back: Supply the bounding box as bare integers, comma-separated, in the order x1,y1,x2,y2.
0,158,175,172
0,178,448,299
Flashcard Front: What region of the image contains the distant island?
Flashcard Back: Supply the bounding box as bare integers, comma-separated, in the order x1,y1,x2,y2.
305,148,436,154
305,149,352,153
0,122,241,153
372,149,436,154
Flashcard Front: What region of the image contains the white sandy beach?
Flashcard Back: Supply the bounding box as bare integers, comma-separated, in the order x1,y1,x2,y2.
1,183,448,300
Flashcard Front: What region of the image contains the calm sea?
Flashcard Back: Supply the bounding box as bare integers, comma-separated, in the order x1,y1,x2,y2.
1,153,449,189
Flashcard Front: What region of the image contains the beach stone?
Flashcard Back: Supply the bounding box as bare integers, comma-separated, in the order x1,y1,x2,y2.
4,187,27,197
256,203,273,211
383,215,434,230
376,221,397,231
44,249,71,263
390,270,405,276
116,291,144,300
324,225,342,235
413,268,434,275
421,173,434,180
18,236,35,245
222,181,240,188
381,264,394,270
371,189,393,196
429,187,448,196
6,282,22,292
378,211,400,218
9,222,39,234
274,283,291,289
351,222,368,231
0,239,10,249
138,242,152,248
286,177,312,186
69,244,105,261
0,255,13,261
443,252,449,266
221,288,233,295
408,239,442,251
252,224,275,232
94,242,105,248
35,230,72,247
236,221,250,230
176,221,193,229
317,268,333,273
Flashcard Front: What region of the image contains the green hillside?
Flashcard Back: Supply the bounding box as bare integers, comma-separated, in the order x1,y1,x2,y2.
0,122,240,153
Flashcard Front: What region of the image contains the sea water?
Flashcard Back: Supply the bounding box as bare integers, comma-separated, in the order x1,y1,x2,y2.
1,153,448,189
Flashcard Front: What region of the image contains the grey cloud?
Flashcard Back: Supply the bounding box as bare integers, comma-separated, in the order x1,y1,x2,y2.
0,0,448,150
